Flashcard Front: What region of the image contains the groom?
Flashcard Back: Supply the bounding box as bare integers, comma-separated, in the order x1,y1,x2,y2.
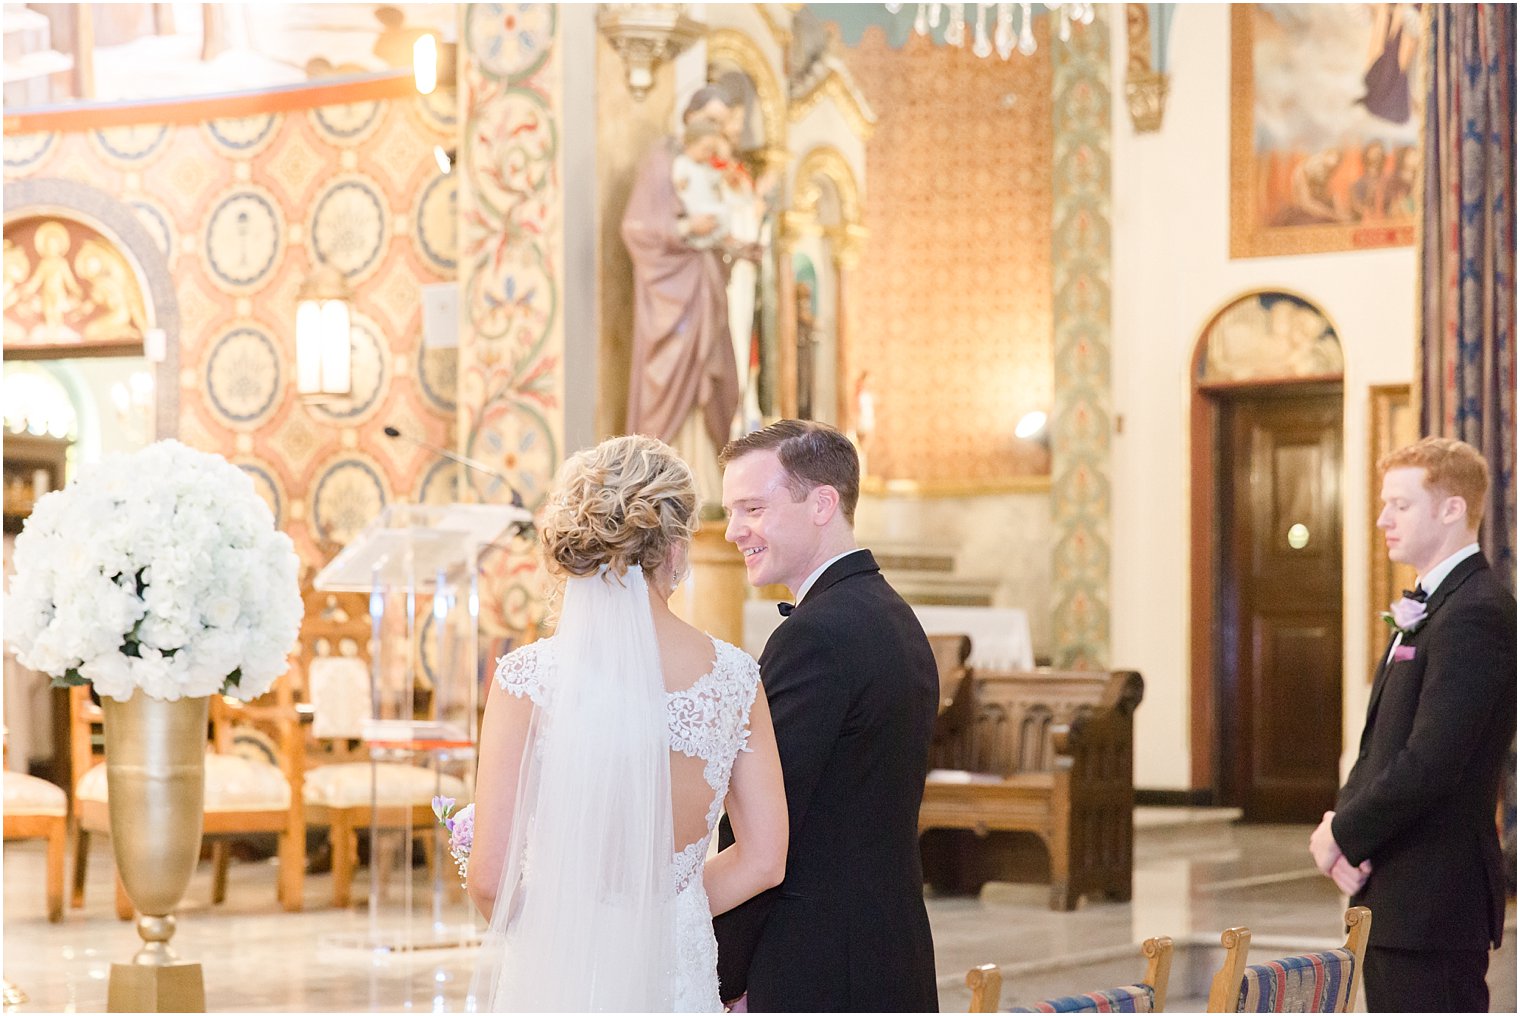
714,420,939,1011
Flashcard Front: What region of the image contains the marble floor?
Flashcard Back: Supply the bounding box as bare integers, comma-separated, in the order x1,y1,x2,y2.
3,812,1514,1012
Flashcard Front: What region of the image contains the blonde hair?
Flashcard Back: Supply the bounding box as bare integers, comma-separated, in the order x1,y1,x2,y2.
1378,436,1490,529
539,435,698,578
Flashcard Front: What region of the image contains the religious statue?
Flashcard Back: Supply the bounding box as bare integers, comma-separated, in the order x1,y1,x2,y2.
3,238,28,345
75,238,148,342
14,222,83,343
718,102,776,439
622,85,741,507
794,279,818,421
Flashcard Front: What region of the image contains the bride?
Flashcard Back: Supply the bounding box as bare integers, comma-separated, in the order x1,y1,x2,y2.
467,435,788,1011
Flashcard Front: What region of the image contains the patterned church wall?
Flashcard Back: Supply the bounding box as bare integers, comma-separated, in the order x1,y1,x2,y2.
456,5,564,640
1050,9,1112,669
840,27,1054,487
3,89,459,581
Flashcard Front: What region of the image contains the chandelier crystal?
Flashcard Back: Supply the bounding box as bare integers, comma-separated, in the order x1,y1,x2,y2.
885,3,1094,59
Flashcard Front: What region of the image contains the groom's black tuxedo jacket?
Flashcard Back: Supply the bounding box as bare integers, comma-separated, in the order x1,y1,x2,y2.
1332,552,1516,953
714,550,940,1012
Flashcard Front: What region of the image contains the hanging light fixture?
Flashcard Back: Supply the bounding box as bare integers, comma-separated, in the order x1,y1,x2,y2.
412,32,458,95
596,4,704,101
296,263,352,400
885,3,1094,59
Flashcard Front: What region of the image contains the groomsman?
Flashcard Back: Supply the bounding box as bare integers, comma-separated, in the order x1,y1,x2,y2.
1310,437,1515,1012
714,420,940,1012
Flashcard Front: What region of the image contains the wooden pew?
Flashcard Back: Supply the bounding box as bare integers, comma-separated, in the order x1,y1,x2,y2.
919,667,1144,910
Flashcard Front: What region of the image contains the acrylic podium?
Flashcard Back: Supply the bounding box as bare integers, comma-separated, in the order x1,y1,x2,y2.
313,502,527,957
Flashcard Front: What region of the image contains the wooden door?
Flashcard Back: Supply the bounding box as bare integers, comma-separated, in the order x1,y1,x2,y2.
1217,388,1343,822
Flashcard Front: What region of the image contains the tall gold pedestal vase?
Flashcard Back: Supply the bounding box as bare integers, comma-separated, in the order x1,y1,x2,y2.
102,694,209,1013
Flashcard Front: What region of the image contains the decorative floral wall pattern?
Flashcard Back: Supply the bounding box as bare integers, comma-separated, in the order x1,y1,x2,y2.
841,26,1054,487
457,4,564,641
1049,9,1112,669
3,89,459,581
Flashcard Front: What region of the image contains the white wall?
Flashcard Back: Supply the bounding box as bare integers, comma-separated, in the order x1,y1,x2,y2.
1108,5,1417,790
856,490,1053,660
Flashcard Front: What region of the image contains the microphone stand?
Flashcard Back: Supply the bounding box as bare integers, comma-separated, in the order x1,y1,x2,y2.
382,426,534,536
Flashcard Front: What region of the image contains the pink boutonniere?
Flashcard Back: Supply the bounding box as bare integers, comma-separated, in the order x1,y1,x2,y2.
1379,594,1428,636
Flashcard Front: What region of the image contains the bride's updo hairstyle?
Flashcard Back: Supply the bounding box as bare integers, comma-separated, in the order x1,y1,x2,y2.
539,435,698,578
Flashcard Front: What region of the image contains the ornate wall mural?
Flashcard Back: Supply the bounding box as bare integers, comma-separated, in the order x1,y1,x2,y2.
457,4,564,642
1231,4,1420,258
1199,290,1345,383
4,218,149,352
3,87,458,580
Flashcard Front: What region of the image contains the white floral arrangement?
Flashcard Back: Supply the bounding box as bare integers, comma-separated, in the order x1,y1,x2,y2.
4,440,303,702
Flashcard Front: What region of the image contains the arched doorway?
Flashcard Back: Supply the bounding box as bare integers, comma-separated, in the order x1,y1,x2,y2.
1189,290,1346,822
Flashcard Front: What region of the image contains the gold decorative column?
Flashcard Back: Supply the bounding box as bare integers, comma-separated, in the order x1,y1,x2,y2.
103,694,209,1013
825,223,866,427
671,525,747,646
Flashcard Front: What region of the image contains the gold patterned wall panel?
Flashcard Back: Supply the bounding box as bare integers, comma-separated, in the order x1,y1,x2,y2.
841,28,1053,487
4,91,458,580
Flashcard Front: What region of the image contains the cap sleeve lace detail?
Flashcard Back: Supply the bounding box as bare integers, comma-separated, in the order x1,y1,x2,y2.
493,639,552,707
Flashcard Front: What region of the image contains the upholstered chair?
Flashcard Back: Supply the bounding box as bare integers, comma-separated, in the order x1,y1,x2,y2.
69,685,305,918
1204,907,1370,1013
294,589,469,908
967,936,1174,1013
3,767,68,922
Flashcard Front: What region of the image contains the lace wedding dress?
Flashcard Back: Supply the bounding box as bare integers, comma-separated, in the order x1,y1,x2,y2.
492,631,760,1011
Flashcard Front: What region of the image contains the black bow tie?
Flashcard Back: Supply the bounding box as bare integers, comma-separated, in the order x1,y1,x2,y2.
777,602,795,617
1403,586,1428,603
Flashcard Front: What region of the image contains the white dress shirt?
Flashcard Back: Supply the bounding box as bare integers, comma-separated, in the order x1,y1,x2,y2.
795,548,868,605
1384,542,1481,667
1416,542,1481,597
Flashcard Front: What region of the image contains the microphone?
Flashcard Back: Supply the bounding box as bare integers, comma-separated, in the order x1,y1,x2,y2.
383,426,527,510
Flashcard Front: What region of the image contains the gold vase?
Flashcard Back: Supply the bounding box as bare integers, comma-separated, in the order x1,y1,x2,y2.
102,693,208,1013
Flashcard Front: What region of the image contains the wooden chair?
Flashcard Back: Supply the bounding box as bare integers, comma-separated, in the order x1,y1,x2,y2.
69,683,305,918
1205,907,1370,1013
3,756,67,922
927,634,975,771
967,936,1174,1012
293,588,467,908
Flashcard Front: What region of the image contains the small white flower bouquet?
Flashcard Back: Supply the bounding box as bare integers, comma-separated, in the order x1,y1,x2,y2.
433,796,474,887
3,440,303,702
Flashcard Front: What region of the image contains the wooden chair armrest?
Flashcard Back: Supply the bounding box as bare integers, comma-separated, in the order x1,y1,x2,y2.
1205,926,1251,1013
966,964,1002,1013
1142,936,1174,1012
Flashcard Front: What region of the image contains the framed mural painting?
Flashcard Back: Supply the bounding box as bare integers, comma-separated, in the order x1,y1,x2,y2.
1231,3,1421,258
1367,383,1418,680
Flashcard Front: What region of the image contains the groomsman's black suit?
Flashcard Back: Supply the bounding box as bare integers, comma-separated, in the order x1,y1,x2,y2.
714,550,940,1011
1332,552,1516,1013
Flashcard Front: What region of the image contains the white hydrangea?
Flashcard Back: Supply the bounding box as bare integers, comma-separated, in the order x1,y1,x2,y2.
4,440,302,703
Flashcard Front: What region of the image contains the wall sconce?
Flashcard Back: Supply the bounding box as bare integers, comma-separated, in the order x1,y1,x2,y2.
1015,409,1051,452
413,32,457,95
296,263,353,400
596,3,704,102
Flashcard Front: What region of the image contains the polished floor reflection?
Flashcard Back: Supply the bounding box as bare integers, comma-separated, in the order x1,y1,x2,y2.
4,811,1514,1012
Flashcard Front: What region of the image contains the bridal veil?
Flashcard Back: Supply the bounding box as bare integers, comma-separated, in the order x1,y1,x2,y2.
471,566,677,1011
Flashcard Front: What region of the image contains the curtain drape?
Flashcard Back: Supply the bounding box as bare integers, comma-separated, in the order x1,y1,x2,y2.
1418,2,1516,592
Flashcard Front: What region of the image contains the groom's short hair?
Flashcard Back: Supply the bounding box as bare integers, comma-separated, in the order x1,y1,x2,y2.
720,420,860,524
1379,436,1490,530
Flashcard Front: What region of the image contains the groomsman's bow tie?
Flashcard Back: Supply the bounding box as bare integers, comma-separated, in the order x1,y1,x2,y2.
1403,586,1428,603
777,602,795,617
